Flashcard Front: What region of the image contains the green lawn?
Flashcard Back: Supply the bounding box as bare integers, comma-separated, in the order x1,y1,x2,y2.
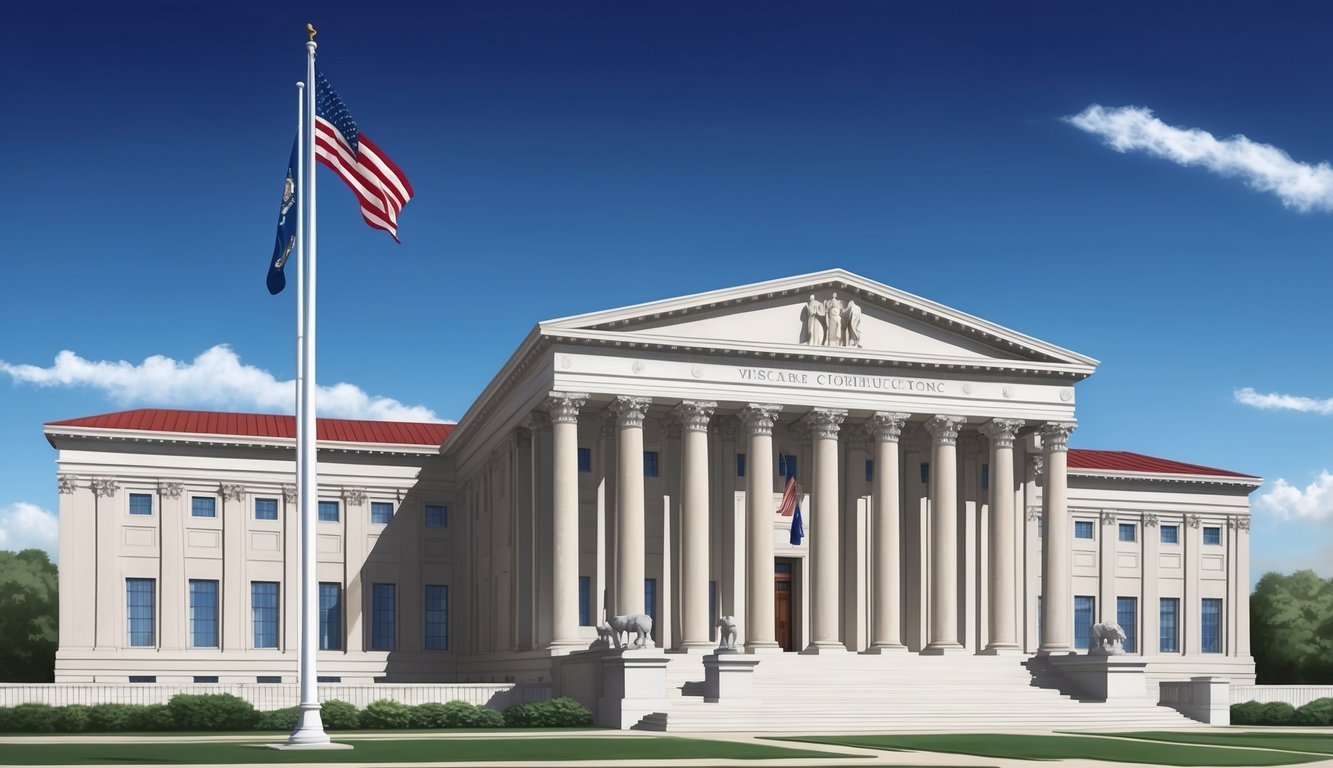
0,736,855,765
1093,731,1333,755
772,733,1329,766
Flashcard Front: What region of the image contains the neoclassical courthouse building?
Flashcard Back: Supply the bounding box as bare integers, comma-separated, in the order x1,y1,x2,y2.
47,270,1259,693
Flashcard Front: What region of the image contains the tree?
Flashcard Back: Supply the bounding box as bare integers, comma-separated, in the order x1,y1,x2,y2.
1251,570,1333,684
0,549,58,682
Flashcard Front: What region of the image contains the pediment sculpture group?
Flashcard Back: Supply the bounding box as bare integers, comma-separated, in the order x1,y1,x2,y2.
803,292,862,348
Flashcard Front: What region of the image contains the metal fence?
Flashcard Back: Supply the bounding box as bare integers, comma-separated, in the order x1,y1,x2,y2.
0,683,552,711
1231,685,1333,707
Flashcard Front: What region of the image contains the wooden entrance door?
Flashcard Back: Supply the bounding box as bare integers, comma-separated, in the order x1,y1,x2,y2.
775,561,793,651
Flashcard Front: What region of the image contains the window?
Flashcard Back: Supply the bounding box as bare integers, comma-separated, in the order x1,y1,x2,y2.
129,493,153,516
1037,517,1044,538
1203,526,1222,545
319,582,342,650
1118,523,1136,543
1073,596,1095,650
779,454,798,478
736,453,746,477
1161,525,1179,544
128,675,156,683
126,578,155,648
643,451,659,478
371,502,394,525
189,579,219,648
371,583,396,651
424,585,449,651
254,498,278,521
981,463,990,491
1202,598,1223,653
920,462,929,483
577,447,591,473
1117,597,1138,653
191,497,216,518
425,505,448,528
1160,598,1179,653
578,576,591,627
317,676,341,683
251,582,279,649
644,578,658,643
1074,520,1095,539
318,500,340,522
193,676,219,684
256,676,282,684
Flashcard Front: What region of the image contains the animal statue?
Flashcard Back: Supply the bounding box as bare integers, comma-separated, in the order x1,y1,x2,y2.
716,615,738,650
591,622,616,650
607,613,655,649
1089,621,1128,655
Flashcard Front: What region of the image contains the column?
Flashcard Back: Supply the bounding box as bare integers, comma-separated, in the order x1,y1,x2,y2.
545,391,588,649
866,413,909,653
802,408,846,653
740,404,782,653
598,412,617,620
673,401,716,650
611,396,652,618
842,425,868,651
514,424,535,651
981,418,1023,654
922,415,966,654
1142,513,1160,657
91,478,120,650
1235,516,1251,657
1038,421,1076,654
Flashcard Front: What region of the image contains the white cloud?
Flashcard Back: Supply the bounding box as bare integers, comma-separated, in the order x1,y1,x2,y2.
1234,387,1333,415
1256,471,1333,522
1065,105,1333,212
0,503,59,559
0,345,441,422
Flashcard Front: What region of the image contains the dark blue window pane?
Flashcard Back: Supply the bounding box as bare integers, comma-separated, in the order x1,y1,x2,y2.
1117,597,1137,653
577,447,591,473
643,451,659,477
424,585,448,650
129,493,152,515
1037,517,1044,538
319,582,341,650
1203,526,1222,545
318,500,340,522
981,463,989,491
126,578,155,647
1161,525,1179,544
578,576,591,627
1074,521,1095,539
128,675,155,683
866,459,874,482
371,502,394,525
191,497,216,518
254,498,278,520
644,578,657,642
778,455,798,478
920,462,929,483
189,580,218,648
1202,598,1223,653
251,582,279,648
372,583,396,651
1073,596,1095,650
193,676,218,684
736,453,746,477
425,505,448,528
1118,523,1136,543
1160,598,1179,653
256,676,282,684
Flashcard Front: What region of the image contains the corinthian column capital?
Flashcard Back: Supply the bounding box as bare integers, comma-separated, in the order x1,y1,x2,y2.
866,412,910,443
924,415,967,446
1040,422,1077,452
739,403,783,436
544,391,589,424
671,400,717,432
980,418,1024,449
610,395,652,428
802,408,847,440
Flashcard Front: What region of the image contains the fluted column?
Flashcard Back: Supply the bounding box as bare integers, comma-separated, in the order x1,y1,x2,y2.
740,404,783,653
544,392,588,649
804,408,847,653
611,396,652,618
673,401,717,650
866,412,909,653
1038,421,1077,654
922,415,966,655
981,418,1024,654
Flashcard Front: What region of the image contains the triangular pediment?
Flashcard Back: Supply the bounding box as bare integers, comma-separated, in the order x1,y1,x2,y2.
540,269,1097,375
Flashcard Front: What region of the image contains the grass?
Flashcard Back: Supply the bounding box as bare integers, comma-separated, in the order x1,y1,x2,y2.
771,733,1330,766
0,735,854,765
1092,731,1333,755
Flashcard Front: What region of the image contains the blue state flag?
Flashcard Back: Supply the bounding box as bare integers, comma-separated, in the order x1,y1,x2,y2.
266,140,299,295
789,498,804,546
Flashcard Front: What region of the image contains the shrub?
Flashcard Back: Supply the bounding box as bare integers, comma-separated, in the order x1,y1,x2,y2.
1295,697,1333,727
258,707,299,731
1231,700,1264,725
1258,701,1297,726
319,699,361,730
54,704,90,732
473,706,504,728
411,700,492,729
0,707,12,732
503,697,592,728
10,703,57,733
168,694,257,732
135,704,177,732
360,699,413,729
87,704,140,732
408,701,452,729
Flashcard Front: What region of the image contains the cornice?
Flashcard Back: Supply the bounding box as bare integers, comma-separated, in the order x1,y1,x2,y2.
1067,468,1264,489
44,426,441,457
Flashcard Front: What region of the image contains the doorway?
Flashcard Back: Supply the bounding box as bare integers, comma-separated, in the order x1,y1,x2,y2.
775,560,794,651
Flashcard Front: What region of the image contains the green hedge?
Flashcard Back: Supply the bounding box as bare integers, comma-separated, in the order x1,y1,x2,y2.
1231,698,1333,726
0,694,591,733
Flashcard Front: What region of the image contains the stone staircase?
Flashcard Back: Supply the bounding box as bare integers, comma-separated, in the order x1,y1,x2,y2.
635,650,1202,732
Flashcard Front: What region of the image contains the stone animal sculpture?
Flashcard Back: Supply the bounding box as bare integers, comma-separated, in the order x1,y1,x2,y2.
591,622,616,649
1089,621,1128,655
607,613,655,649
716,615,738,650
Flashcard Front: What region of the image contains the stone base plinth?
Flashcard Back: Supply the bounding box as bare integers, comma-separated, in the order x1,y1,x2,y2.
266,743,354,751
744,642,784,654
703,651,761,703
596,648,669,730
1046,655,1149,702
800,642,847,655
862,643,909,655
920,643,968,656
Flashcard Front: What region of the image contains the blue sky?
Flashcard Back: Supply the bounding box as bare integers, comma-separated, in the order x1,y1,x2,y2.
1,1,1331,581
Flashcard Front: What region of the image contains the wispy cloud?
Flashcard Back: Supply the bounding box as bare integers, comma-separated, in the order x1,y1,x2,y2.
0,345,441,422
0,502,58,559
1065,104,1333,212
1256,471,1333,522
1235,387,1333,415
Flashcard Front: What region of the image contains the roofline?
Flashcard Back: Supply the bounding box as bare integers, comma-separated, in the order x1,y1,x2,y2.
1068,466,1263,488
44,424,443,457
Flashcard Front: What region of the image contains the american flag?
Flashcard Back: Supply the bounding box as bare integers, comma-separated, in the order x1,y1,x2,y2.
777,474,799,517
314,71,414,241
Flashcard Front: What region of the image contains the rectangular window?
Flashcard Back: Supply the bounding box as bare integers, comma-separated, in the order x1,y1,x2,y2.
1074,520,1095,539
779,455,798,478
254,498,278,520
1037,517,1044,538
736,453,746,477
1203,526,1222,545
371,502,394,525
256,676,282,684
1117,596,1138,653
371,583,396,651
643,451,659,477
1160,598,1180,653
1073,595,1095,650
1161,524,1179,544
1202,598,1223,653
129,493,153,516
1118,523,1137,543
920,462,929,483
317,676,341,683
191,497,216,518
644,578,658,643
866,459,874,482
128,675,156,683
318,500,340,522
425,505,448,528
319,583,341,650
126,578,156,648
424,585,449,651
251,581,279,649
189,579,219,648
981,463,990,491
577,447,591,473
193,676,218,684
578,576,591,627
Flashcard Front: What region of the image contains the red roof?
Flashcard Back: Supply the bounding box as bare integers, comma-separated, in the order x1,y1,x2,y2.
46,408,452,447
1068,449,1254,479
